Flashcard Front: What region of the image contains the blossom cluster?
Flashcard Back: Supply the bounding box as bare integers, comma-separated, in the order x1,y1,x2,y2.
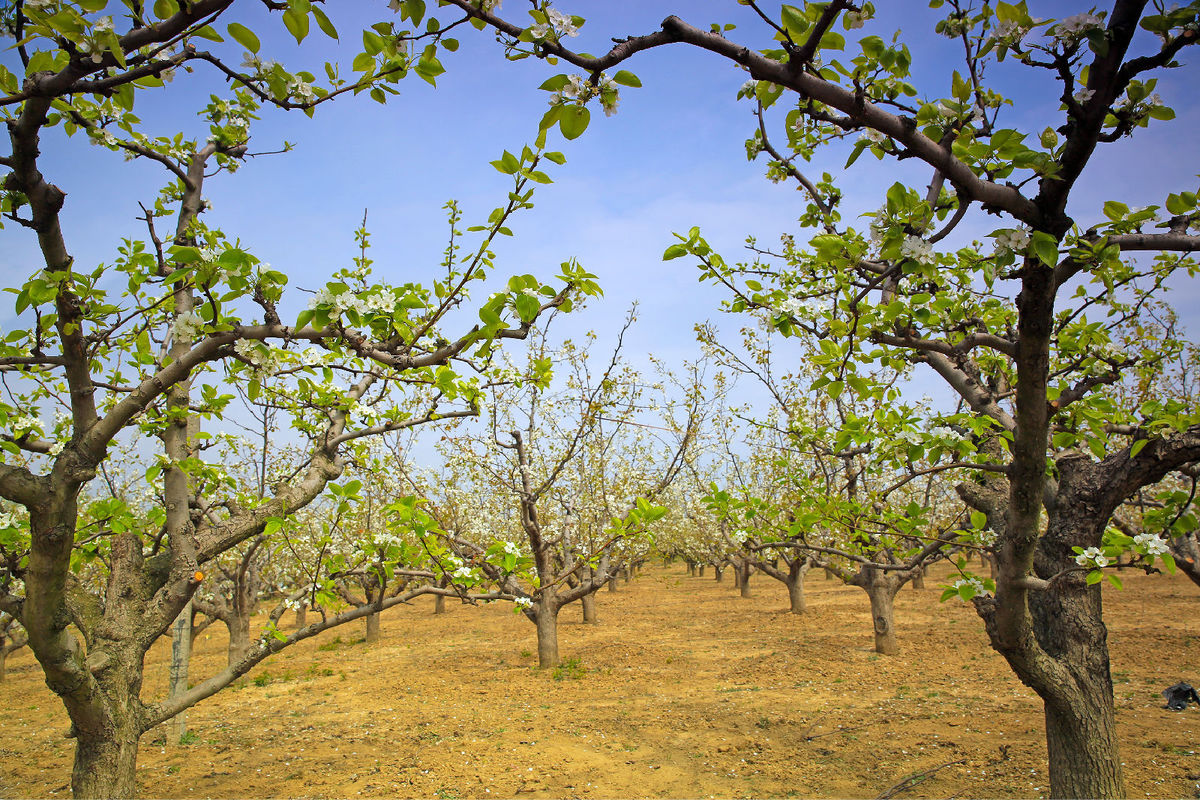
549,74,620,116
993,226,1031,255
1074,546,1109,567
952,576,992,598
531,7,580,40
1052,12,1103,40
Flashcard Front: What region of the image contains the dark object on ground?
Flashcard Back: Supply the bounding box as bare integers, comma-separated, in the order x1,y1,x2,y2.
1162,682,1200,710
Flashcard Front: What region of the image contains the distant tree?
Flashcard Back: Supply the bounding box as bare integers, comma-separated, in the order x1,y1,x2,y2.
446,2,1200,796
0,2,598,796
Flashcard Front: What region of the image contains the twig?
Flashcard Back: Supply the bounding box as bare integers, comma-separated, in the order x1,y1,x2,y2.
876,759,966,799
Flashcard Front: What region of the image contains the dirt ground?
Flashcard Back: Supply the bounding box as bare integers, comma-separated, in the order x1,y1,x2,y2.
1,561,1198,799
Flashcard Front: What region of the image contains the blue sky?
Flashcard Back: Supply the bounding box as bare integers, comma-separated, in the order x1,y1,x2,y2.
3,1,1198,447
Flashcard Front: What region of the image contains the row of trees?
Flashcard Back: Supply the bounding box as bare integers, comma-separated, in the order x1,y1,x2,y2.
2,1,1199,799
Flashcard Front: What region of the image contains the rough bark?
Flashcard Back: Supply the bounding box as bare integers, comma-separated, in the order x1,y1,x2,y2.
738,561,752,598
364,611,381,644
581,593,597,624
534,601,560,668
850,566,905,655
433,593,446,615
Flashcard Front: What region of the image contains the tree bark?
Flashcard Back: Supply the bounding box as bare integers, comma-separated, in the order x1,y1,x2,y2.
534,601,560,668
72,723,141,799
294,603,307,628
786,560,810,614
227,612,252,665
739,561,752,598
714,564,724,583
433,593,446,615
853,566,903,655
364,611,381,644
581,593,597,624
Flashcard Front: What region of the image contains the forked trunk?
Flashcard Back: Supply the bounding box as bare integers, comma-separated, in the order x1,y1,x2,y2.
535,601,560,668
581,593,597,624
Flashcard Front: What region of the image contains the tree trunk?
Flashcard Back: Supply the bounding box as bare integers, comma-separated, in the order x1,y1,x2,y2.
294,603,307,628
168,600,192,744
698,564,706,577
72,724,141,799
911,568,925,590
786,560,810,614
0,646,7,682
227,612,252,666
607,574,618,592
687,561,696,576
535,601,560,668
581,593,597,624
623,567,631,584
739,561,752,598
858,567,902,655
365,610,381,644
714,564,724,583
434,593,445,615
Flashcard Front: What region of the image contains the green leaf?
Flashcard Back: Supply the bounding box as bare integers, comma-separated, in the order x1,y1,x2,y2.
227,22,260,53
191,25,223,42
283,7,310,43
311,6,338,40
612,70,641,88
1085,569,1103,585
662,244,688,261
1129,438,1147,458
152,0,179,19
490,150,520,174
1031,231,1059,266
559,105,590,140
970,510,988,530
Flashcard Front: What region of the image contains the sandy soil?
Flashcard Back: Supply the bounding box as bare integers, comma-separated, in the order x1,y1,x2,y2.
1,561,1198,799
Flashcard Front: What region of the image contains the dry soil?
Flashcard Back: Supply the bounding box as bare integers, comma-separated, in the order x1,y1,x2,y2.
1,561,1198,799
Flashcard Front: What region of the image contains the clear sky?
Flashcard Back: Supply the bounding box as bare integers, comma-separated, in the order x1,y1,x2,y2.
3,1,1198,452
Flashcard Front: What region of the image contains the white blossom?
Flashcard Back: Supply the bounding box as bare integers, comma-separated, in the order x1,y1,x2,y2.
900,235,934,265
531,7,579,39
1073,87,1095,105
93,16,114,33
843,11,864,29
1074,546,1109,567
858,127,888,145
1053,12,1103,39
1133,532,1169,556
513,596,533,609
172,309,205,342
993,226,1031,255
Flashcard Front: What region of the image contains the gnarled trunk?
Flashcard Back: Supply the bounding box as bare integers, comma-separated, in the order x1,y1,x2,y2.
853,566,903,655
73,721,141,799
